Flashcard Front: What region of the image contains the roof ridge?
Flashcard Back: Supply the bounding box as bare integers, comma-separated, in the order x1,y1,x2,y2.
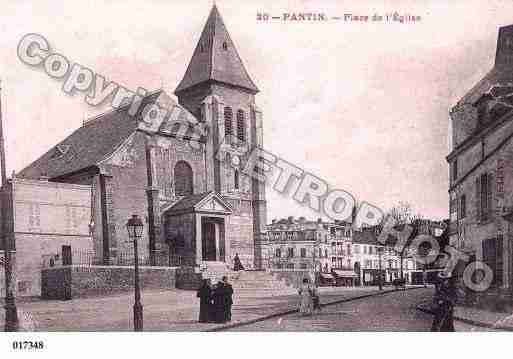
82,89,163,127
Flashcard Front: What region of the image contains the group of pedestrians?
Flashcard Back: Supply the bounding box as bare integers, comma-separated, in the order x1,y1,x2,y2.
196,276,234,324
298,277,321,316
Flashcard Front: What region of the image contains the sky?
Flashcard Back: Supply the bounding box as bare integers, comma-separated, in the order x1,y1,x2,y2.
1,0,512,222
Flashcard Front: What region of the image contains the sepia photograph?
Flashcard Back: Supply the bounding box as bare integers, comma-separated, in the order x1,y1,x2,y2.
1,0,513,356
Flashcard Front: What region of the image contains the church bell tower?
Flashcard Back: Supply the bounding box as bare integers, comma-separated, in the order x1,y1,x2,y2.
175,5,266,268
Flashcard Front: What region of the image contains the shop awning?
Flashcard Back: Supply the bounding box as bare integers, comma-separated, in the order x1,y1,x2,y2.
319,273,334,279
333,270,357,278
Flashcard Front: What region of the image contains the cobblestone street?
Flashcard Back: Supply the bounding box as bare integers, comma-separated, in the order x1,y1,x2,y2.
225,288,497,331
0,286,410,331
1,286,499,331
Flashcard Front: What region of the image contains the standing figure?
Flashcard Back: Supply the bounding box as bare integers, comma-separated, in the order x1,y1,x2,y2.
222,276,234,322
298,278,314,316
213,280,226,323
233,253,245,271
196,279,212,323
431,273,456,332
312,281,321,312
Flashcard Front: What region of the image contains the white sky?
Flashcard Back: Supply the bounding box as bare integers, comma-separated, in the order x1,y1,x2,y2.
1,0,512,221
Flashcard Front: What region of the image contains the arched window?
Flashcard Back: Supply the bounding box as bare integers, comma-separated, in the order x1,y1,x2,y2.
224,106,233,138
236,110,245,142
174,161,193,197
234,169,239,190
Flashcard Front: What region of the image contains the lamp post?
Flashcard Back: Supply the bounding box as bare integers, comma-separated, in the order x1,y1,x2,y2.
1,81,18,331
378,247,383,291
126,215,144,331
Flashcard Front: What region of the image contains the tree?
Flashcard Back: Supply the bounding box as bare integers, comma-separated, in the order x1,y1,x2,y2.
386,202,423,280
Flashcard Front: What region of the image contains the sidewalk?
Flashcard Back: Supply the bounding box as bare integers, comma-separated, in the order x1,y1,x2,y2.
416,301,513,331
1,285,421,331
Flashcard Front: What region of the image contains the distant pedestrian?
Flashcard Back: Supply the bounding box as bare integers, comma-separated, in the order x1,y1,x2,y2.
312,282,321,312
223,276,234,321
196,279,212,323
298,278,314,316
233,253,245,271
431,272,456,332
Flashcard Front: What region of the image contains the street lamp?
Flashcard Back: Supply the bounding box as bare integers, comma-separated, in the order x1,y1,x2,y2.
378,247,383,291
126,214,144,331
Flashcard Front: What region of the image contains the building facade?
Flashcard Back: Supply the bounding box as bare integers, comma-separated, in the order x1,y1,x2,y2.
262,218,331,272
353,228,414,285
447,24,513,296
1,178,92,297
16,5,266,271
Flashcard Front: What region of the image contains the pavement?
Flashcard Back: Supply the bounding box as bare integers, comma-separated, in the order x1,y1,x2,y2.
226,287,507,331
0,285,415,331
416,300,513,332
3,284,508,331
226,286,435,331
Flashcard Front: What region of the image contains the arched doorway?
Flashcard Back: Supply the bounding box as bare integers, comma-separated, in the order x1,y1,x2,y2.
174,161,193,197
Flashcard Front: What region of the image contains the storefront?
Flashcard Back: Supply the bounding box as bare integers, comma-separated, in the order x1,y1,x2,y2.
332,269,357,286
318,272,336,286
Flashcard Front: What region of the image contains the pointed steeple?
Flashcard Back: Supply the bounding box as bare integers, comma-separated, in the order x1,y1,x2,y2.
175,5,259,95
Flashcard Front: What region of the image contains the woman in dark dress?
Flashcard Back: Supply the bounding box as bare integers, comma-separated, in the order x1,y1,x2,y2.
233,253,245,271
222,276,234,322
196,279,212,323
213,280,226,323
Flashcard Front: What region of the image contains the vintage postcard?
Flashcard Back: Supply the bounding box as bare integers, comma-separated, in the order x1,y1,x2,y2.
1,0,513,355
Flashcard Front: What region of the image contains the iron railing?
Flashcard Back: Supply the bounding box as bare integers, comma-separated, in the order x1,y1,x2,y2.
41,249,194,268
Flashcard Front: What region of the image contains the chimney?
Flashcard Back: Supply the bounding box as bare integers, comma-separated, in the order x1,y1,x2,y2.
495,24,513,68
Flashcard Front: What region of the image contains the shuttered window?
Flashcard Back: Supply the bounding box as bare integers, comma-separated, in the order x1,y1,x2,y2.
476,176,481,221
459,194,466,219
477,172,493,222
224,106,233,137
236,110,245,142
482,237,503,287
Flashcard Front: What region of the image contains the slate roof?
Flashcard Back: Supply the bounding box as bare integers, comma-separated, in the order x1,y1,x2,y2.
353,229,380,245
163,191,233,215
458,24,513,105
174,5,259,94
167,191,213,213
18,91,162,180
458,67,513,105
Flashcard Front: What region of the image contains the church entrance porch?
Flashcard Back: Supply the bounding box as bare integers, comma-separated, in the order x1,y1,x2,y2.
162,191,232,268
201,217,226,262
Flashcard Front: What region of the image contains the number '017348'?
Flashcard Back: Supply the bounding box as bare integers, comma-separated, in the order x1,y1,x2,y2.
12,341,45,350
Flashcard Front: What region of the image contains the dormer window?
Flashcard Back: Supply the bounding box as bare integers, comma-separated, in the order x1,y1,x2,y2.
50,144,70,160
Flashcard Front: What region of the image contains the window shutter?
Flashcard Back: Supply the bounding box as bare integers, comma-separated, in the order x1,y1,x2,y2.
476,176,481,222
488,172,494,216
456,195,460,220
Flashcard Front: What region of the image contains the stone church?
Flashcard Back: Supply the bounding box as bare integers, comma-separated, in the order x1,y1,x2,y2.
18,5,267,271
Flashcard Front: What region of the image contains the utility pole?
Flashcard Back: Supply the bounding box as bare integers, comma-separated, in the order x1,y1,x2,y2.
0,80,19,331
378,247,383,291
400,250,404,280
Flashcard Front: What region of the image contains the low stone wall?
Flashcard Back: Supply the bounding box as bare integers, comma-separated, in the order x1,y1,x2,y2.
175,267,203,290
41,265,177,300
